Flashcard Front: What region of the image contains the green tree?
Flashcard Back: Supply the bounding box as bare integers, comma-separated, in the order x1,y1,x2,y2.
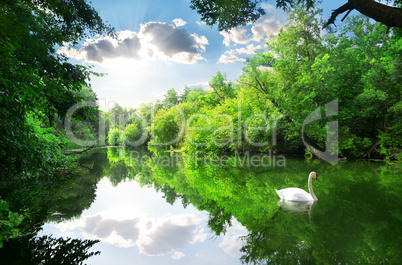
150,108,181,148
209,72,236,99
0,200,24,248
108,103,129,128
180,85,191,102
108,127,122,146
187,87,206,103
124,123,142,143
0,0,113,180
164,88,179,106
236,9,401,159
0,149,105,251
0,235,100,265
139,102,163,126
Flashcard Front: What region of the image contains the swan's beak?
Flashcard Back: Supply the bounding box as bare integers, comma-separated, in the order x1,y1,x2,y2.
315,177,319,181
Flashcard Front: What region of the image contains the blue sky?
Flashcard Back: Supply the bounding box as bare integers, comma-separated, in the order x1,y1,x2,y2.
60,0,347,109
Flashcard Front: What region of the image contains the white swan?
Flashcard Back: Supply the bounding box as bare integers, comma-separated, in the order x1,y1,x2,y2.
275,172,319,201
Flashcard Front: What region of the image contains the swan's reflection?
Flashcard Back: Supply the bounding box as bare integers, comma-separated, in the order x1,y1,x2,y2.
277,200,317,217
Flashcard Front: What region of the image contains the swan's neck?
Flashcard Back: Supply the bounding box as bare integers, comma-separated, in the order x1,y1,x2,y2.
308,174,318,201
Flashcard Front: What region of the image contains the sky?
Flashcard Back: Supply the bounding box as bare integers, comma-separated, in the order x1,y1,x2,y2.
60,0,347,110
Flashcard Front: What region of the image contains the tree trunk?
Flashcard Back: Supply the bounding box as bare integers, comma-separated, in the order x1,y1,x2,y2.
362,138,381,159
64,145,95,155
324,0,402,29
350,0,402,28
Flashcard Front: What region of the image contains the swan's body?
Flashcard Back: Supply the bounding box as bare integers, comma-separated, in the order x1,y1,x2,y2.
276,172,319,202
276,200,317,215
276,188,315,201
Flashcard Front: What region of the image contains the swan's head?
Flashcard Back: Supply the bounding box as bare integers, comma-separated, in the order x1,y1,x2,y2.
310,171,319,181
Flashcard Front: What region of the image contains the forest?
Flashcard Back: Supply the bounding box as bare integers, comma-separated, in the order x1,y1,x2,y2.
104,9,401,161
0,0,401,261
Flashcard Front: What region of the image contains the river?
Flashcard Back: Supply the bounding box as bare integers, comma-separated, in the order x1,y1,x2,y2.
1,148,401,264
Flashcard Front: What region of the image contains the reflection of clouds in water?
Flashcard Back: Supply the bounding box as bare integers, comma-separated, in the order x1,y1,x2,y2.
81,214,141,247
219,234,244,258
55,213,206,259
139,215,206,256
218,219,248,258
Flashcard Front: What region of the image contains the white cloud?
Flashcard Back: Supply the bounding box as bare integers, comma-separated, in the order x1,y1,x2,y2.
235,44,265,54
218,218,247,258
173,18,187,27
58,31,143,63
55,213,207,257
217,53,245,64
141,22,209,64
78,214,142,248
217,44,264,64
196,21,207,26
221,27,251,46
219,234,244,258
138,214,206,256
171,251,186,260
58,21,209,64
191,34,209,52
251,17,282,41
220,4,283,46
186,81,209,90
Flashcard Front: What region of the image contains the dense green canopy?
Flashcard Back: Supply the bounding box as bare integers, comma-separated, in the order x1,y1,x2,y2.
106,9,400,161
0,0,112,249
0,0,112,180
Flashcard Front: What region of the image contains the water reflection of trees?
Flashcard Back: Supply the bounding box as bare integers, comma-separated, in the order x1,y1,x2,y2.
1,235,100,265
0,149,108,263
4,148,399,264
107,149,402,264
241,163,402,264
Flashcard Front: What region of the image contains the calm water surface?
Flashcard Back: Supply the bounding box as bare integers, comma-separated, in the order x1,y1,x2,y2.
4,149,402,264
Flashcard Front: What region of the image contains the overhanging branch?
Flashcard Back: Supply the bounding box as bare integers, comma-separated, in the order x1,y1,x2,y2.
324,0,402,29
323,2,352,29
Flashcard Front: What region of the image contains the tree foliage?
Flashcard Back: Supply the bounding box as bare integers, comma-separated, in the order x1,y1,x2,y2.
190,0,266,31
140,10,401,160
103,144,402,264
0,0,113,180
164,88,179,106
0,0,113,250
